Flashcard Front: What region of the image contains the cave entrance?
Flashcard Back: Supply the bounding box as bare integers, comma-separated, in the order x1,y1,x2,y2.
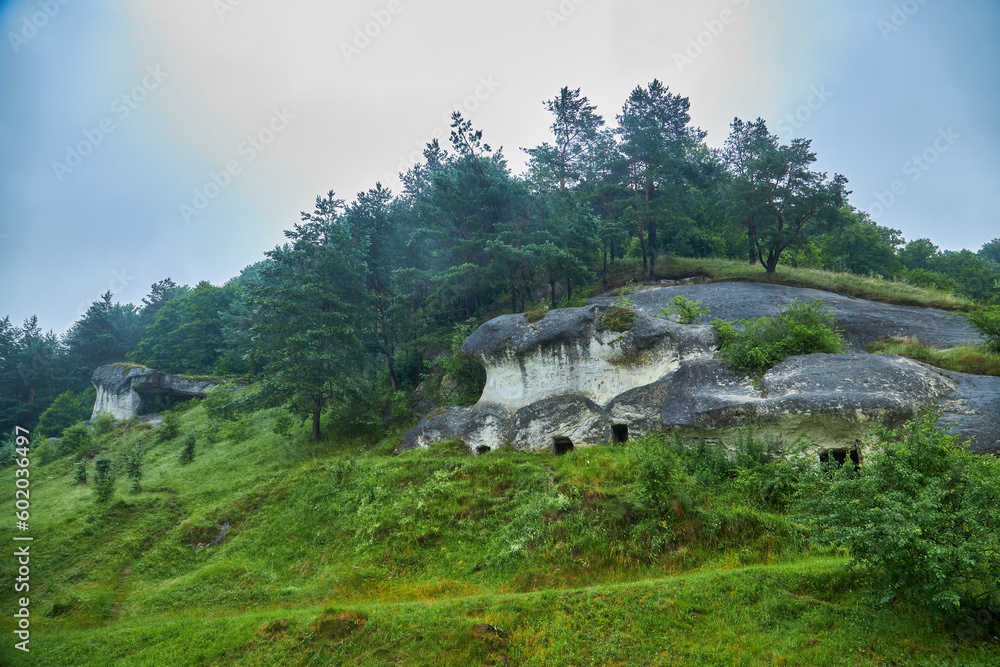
819,449,860,468
552,437,574,456
611,424,629,445
475,445,490,456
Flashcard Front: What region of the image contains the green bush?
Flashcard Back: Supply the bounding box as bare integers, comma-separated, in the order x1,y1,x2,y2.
795,410,1000,617
91,413,117,436
659,295,710,324
0,430,19,466
632,432,682,513
94,457,115,503
432,319,486,406
73,460,88,485
36,388,95,438
158,412,181,442
60,424,92,456
124,444,144,492
961,303,1000,352
714,297,846,377
179,434,196,466
35,440,60,465
601,307,637,332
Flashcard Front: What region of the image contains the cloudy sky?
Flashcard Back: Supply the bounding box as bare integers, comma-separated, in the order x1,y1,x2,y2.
1,0,997,332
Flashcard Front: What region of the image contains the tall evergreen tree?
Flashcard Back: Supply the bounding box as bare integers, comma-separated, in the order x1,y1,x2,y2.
344,183,404,392
63,292,142,373
615,80,706,276
525,86,609,191
247,193,372,440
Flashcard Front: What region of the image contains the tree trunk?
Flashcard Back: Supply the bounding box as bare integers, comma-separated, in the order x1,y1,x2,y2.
638,217,648,275
647,223,658,279
311,397,322,441
375,290,398,393
550,280,557,309
567,277,573,301
385,356,399,394
602,248,608,283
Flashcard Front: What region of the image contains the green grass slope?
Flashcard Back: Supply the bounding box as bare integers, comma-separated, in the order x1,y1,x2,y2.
4,398,999,665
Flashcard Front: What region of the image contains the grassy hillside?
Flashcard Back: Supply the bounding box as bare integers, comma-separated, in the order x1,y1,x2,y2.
4,398,999,665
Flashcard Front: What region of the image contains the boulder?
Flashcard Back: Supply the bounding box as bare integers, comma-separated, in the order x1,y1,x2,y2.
465,304,717,410
91,364,221,421
591,282,982,352
403,284,999,455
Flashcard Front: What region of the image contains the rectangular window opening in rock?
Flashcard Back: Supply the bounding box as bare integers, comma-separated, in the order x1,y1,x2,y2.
611,424,629,444
552,437,574,456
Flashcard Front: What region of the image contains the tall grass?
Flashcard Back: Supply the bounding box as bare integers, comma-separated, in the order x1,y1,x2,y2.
868,337,1000,376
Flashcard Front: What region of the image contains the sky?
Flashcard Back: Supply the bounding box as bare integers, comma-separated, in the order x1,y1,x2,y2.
0,0,997,333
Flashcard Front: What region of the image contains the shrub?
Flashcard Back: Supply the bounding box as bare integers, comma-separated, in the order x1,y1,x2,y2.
960,303,1000,352
795,410,1000,617
158,411,180,442
179,434,196,466
0,431,18,467
272,412,296,436
220,417,253,443
124,444,144,492
36,440,60,465
94,457,115,503
73,460,88,485
601,307,637,332
714,297,846,378
525,307,547,323
91,412,117,436
36,388,95,438
60,424,92,456
432,319,486,406
632,432,682,513
659,295,710,324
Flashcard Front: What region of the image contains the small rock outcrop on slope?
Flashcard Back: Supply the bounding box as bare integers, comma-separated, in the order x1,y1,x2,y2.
590,282,983,351
402,286,997,455
91,364,221,420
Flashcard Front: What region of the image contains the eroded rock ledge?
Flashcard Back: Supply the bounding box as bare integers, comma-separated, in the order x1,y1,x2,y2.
91,364,221,420
403,288,1000,455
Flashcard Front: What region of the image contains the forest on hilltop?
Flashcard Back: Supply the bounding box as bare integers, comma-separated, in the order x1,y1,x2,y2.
3,81,1000,442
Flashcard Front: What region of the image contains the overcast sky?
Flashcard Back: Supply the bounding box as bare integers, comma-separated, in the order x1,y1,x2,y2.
1,0,997,333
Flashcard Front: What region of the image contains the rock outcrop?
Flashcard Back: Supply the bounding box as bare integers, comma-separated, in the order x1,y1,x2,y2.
91,364,221,420
589,282,982,352
403,284,999,455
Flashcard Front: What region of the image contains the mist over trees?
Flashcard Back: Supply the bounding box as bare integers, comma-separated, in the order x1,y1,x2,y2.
3,80,999,439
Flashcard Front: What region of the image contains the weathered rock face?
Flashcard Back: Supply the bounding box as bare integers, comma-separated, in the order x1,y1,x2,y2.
464,305,717,409
590,282,983,352
91,365,221,420
402,284,999,455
